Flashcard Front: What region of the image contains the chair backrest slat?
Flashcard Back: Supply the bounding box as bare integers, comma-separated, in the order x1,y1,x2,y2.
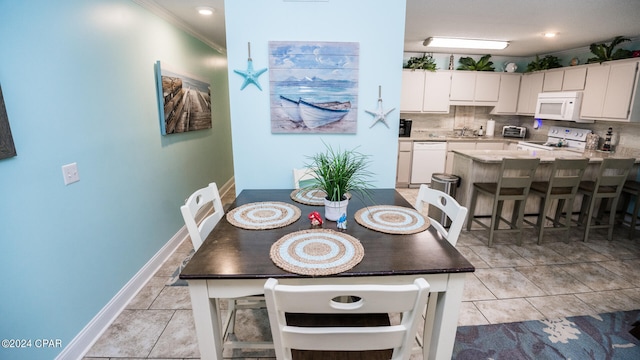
415,184,468,246
180,182,224,251
497,158,540,191
548,158,589,191
293,168,318,189
594,158,635,193
264,278,430,360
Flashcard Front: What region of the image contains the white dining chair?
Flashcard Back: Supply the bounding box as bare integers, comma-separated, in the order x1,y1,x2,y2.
414,184,468,246
292,167,317,189
264,277,430,360
412,184,467,355
180,182,224,251
180,182,265,347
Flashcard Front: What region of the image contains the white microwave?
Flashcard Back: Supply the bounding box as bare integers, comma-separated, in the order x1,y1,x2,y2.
535,91,590,122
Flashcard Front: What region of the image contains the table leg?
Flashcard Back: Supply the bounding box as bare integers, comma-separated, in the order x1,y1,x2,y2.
188,280,223,360
426,273,465,360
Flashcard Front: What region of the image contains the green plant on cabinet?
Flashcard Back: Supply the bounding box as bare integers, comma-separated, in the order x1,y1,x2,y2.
404,53,438,71
587,36,633,64
526,55,562,72
457,54,495,71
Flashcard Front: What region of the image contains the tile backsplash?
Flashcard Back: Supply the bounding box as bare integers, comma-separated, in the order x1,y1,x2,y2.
401,106,519,136
401,106,640,152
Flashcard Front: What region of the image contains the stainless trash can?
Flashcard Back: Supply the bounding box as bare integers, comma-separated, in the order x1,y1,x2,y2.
429,173,461,227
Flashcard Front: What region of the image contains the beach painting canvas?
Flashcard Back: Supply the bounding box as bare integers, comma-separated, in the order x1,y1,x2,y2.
0,84,17,160
269,41,359,134
155,61,212,135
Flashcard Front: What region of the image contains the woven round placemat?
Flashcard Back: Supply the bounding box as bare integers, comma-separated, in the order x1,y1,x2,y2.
354,205,430,235
226,202,301,230
290,188,327,206
270,229,364,276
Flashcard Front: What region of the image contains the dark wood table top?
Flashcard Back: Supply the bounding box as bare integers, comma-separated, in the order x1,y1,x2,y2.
180,189,474,280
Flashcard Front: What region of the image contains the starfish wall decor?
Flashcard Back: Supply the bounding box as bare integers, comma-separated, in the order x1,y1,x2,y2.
233,42,268,91
365,85,395,128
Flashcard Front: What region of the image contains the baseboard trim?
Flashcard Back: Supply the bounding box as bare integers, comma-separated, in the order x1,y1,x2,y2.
56,177,235,359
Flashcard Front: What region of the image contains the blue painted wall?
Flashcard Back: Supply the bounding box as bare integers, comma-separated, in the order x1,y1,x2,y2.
225,0,406,193
0,0,233,358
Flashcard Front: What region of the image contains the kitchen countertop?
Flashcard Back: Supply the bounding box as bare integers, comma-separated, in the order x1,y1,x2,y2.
400,134,520,142
452,149,640,163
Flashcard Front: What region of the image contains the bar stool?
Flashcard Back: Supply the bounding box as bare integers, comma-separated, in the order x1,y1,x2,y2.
577,158,635,242
526,158,589,244
466,158,540,247
620,179,640,239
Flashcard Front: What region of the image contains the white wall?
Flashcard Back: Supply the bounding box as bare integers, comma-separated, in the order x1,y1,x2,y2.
225,0,406,193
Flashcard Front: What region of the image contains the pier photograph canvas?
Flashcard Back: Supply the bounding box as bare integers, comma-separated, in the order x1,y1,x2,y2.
268,41,359,134
155,61,212,135
0,84,17,160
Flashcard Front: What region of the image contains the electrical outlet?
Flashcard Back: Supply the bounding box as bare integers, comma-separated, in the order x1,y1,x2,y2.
62,162,80,185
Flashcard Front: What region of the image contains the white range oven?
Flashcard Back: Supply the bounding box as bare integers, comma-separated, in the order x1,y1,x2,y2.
516,126,590,152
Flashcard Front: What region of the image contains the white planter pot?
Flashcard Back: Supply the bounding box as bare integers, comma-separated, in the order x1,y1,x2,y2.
324,198,349,221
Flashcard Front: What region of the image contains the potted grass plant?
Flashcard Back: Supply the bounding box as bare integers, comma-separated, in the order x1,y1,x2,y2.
305,144,373,221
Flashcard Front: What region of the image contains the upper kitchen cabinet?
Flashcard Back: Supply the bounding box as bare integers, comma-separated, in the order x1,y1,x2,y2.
423,71,453,113
400,70,451,113
561,67,587,91
400,70,426,112
580,59,640,122
491,73,521,114
449,72,500,105
517,72,544,115
542,67,587,92
542,69,563,92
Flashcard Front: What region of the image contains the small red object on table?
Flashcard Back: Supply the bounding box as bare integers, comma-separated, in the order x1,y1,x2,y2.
308,211,323,226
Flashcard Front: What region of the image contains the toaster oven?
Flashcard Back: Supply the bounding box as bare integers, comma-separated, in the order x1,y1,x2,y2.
502,125,526,138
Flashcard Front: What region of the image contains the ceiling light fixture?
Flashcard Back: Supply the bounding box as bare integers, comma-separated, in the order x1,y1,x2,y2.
423,37,509,50
196,6,215,16
543,32,557,38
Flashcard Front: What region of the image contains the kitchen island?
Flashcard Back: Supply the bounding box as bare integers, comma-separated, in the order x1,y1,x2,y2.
451,149,640,220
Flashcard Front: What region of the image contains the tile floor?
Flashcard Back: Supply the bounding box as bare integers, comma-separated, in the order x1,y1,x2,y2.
84,188,640,359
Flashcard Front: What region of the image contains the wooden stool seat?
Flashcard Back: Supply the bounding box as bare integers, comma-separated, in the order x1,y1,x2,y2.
578,158,635,242
466,158,540,247
526,158,589,244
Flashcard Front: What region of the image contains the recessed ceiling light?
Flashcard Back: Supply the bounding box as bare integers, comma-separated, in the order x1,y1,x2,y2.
196,6,215,16
543,32,557,38
423,37,509,50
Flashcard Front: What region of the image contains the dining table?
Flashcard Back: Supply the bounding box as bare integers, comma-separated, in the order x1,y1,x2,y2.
180,188,475,360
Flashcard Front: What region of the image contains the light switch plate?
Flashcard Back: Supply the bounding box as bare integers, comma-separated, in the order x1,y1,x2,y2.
62,162,80,185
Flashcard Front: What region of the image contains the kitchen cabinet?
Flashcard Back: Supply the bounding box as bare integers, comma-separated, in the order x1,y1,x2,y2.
400,70,426,112
396,141,412,187
400,70,451,113
542,67,587,92
450,72,500,104
580,59,640,121
542,70,564,92
491,74,521,114
517,72,544,115
561,67,587,90
422,71,452,112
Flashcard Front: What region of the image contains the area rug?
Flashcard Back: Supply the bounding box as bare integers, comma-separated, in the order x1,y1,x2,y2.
453,310,640,360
